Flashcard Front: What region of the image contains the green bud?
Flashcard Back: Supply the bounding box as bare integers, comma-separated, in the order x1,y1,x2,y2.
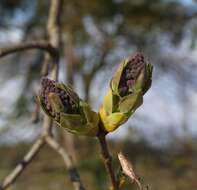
38,77,99,136
99,53,153,132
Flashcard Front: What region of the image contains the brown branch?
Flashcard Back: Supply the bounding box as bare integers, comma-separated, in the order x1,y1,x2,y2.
43,1,85,190
0,137,45,190
0,41,58,59
46,136,85,190
0,0,85,190
41,0,62,77
97,130,119,190
0,2,47,190
31,99,40,123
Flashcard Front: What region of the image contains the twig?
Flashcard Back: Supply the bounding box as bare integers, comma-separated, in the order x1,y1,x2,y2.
46,136,85,190
0,137,45,190
41,0,62,77
0,41,58,59
0,0,85,190
97,130,119,190
31,99,40,123
43,0,85,190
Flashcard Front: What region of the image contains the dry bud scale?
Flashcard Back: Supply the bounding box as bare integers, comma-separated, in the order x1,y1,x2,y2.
99,53,153,132
38,77,99,136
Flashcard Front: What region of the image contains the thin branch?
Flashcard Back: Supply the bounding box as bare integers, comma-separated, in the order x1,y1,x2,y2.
41,0,62,77
41,0,62,136
0,0,84,190
0,1,85,190
46,136,85,190
0,41,58,59
97,131,119,190
0,137,45,190
44,1,85,190
31,99,40,123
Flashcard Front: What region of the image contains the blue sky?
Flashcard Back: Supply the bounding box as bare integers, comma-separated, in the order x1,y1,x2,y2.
181,0,195,6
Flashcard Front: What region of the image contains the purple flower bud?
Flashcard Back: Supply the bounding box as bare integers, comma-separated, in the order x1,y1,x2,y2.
118,53,146,96
39,77,79,121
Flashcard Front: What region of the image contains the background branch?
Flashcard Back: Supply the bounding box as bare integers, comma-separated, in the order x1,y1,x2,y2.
0,41,57,59
42,1,85,190
46,136,85,190
0,0,85,190
0,137,45,190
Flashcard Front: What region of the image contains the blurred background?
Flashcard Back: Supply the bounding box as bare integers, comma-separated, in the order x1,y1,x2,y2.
0,0,197,189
